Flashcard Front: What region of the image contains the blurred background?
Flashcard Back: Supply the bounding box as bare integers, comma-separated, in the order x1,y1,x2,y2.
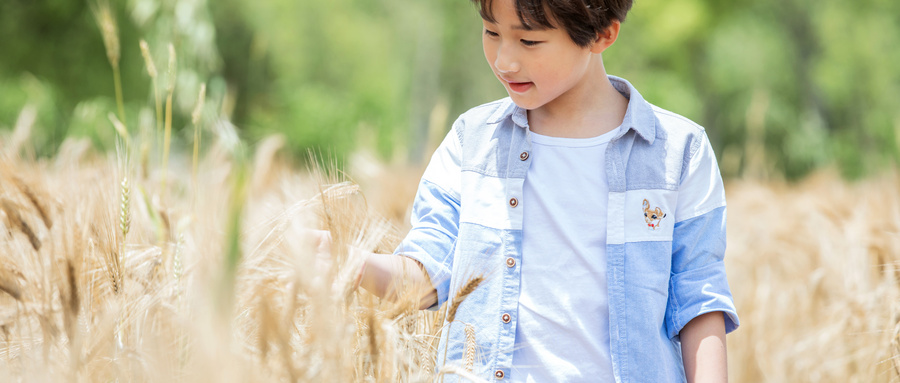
1,0,899,177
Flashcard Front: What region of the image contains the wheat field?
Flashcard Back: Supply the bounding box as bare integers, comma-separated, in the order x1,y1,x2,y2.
0,127,899,382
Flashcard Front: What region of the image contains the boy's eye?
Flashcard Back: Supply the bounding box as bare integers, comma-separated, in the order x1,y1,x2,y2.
484,29,499,37
520,39,542,46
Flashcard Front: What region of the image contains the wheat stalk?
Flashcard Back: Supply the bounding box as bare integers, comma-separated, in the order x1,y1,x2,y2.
367,309,380,377
139,40,163,168
91,0,125,124
161,43,176,195
192,83,206,201
108,112,131,149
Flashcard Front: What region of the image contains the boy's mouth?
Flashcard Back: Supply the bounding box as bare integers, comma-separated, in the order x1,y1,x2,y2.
507,81,533,93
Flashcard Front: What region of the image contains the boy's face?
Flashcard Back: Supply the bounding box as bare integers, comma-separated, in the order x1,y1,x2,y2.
481,0,598,112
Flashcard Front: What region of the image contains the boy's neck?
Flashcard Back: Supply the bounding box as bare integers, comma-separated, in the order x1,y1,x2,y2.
527,58,628,139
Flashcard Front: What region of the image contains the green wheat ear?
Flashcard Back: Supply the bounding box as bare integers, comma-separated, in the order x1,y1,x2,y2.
120,176,130,243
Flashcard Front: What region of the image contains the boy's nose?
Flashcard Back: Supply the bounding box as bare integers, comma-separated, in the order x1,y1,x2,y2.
494,45,520,74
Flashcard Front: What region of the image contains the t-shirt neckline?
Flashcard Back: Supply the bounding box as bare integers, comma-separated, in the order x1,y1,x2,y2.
530,127,620,148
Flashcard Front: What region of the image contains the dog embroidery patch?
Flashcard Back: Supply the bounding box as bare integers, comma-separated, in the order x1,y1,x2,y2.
642,198,667,230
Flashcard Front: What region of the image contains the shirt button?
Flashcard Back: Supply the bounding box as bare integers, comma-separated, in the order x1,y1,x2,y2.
501,313,511,323
509,198,518,208
505,257,515,268
519,151,529,161
495,370,505,379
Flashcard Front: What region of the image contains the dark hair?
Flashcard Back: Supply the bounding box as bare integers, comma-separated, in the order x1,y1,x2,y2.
471,0,634,47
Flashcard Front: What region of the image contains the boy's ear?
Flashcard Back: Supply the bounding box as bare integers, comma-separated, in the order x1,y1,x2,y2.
590,20,621,54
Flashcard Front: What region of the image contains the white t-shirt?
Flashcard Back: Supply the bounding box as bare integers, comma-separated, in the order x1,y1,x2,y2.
511,128,618,382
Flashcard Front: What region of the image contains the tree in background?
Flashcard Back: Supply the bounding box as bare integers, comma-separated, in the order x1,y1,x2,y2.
0,0,897,179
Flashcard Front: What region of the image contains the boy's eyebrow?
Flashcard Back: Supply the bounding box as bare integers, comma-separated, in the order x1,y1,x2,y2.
513,23,550,31
482,20,549,32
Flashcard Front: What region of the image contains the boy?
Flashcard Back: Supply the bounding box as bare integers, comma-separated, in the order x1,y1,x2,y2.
355,0,739,381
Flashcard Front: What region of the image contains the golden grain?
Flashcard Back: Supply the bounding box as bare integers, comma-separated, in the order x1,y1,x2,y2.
463,324,475,372
11,175,52,229
0,272,22,301
1,137,898,382
446,275,484,326
1,197,40,251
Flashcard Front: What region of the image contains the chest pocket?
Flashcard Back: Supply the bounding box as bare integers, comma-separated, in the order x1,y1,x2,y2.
623,189,677,243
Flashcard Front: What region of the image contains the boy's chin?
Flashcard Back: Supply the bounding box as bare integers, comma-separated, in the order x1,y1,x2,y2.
506,95,540,111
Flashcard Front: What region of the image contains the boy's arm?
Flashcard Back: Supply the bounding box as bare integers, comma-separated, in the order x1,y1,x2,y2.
310,230,438,308
342,119,463,310
680,312,728,383
666,131,739,378
358,251,438,309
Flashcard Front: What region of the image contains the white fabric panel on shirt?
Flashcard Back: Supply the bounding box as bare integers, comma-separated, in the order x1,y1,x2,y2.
421,126,462,201
512,130,617,383
458,174,524,230
674,133,726,223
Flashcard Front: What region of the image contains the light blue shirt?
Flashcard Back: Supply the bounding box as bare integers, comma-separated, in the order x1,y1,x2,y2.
395,76,740,382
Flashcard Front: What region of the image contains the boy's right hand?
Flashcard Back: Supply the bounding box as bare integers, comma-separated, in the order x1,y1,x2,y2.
308,229,367,294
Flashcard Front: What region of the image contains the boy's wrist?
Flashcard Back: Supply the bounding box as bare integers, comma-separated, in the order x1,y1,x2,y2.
352,247,368,291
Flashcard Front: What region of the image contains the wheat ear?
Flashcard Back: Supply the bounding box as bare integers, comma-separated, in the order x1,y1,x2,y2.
139,40,163,165
120,176,130,245
464,324,476,372
0,271,22,301
446,275,484,325
92,0,125,124
1,197,40,251
108,113,131,149
12,175,52,229
441,274,484,379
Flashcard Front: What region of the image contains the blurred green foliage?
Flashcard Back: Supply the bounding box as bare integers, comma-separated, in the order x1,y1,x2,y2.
0,0,898,179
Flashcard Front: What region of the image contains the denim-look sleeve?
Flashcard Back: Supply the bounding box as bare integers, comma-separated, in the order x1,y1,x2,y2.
666,131,740,339
393,121,463,310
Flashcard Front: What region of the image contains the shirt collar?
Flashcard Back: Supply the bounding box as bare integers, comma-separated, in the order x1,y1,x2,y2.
484,75,657,145
609,75,656,145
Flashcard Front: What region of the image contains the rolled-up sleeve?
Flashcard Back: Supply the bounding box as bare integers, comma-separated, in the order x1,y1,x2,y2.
394,121,463,309
666,131,739,339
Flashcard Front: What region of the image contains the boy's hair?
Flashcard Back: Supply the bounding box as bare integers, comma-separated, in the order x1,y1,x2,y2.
471,0,634,48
